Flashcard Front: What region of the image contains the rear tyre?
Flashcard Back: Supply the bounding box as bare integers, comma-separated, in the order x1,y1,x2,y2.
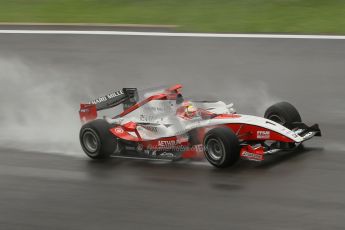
79,119,118,159
203,127,240,168
264,102,301,129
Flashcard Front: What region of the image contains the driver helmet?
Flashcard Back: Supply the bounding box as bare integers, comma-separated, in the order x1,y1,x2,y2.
185,103,197,118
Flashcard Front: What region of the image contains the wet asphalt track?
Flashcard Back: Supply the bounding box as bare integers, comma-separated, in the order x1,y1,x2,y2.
0,31,345,229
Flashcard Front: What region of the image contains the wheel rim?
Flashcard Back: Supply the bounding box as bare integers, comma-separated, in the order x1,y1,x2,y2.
82,130,99,154
206,138,224,161
268,114,286,126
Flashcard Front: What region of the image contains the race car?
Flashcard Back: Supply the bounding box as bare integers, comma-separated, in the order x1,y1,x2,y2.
78,84,321,168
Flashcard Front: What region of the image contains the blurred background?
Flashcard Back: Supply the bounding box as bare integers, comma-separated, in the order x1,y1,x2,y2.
0,0,345,33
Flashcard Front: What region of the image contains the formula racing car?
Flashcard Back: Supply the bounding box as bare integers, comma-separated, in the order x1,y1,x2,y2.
79,84,321,168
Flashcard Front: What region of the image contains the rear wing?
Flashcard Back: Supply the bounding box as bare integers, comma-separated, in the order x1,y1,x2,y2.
79,88,138,123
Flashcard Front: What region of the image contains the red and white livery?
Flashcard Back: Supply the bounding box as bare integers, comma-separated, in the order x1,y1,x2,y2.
79,84,321,168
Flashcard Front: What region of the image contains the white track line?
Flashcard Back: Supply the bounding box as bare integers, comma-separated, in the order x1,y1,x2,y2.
0,30,345,39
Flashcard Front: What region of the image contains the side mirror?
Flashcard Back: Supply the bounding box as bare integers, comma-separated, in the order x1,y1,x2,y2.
176,93,184,104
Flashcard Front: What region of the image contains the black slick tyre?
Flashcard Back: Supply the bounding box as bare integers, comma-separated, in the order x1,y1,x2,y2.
79,119,118,159
264,102,302,129
203,127,240,168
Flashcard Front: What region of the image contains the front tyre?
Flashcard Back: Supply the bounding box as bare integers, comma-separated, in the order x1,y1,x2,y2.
79,119,118,159
264,102,301,129
203,127,240,168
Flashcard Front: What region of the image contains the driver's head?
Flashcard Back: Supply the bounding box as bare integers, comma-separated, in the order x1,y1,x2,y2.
185,104,197,118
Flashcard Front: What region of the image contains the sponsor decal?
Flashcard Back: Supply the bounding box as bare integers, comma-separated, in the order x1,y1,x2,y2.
114,127,124,134
140,114,155,122
241,151,263,161
146,143,205,152
141,125,158,132
106,90,124,99
158,140,177,147
79,108,89,113
142,105,173,113
193,144,204,152
159,152,175,158
91,96,107,104
257,130,270,139
137,144,144,151
90,90,124,104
